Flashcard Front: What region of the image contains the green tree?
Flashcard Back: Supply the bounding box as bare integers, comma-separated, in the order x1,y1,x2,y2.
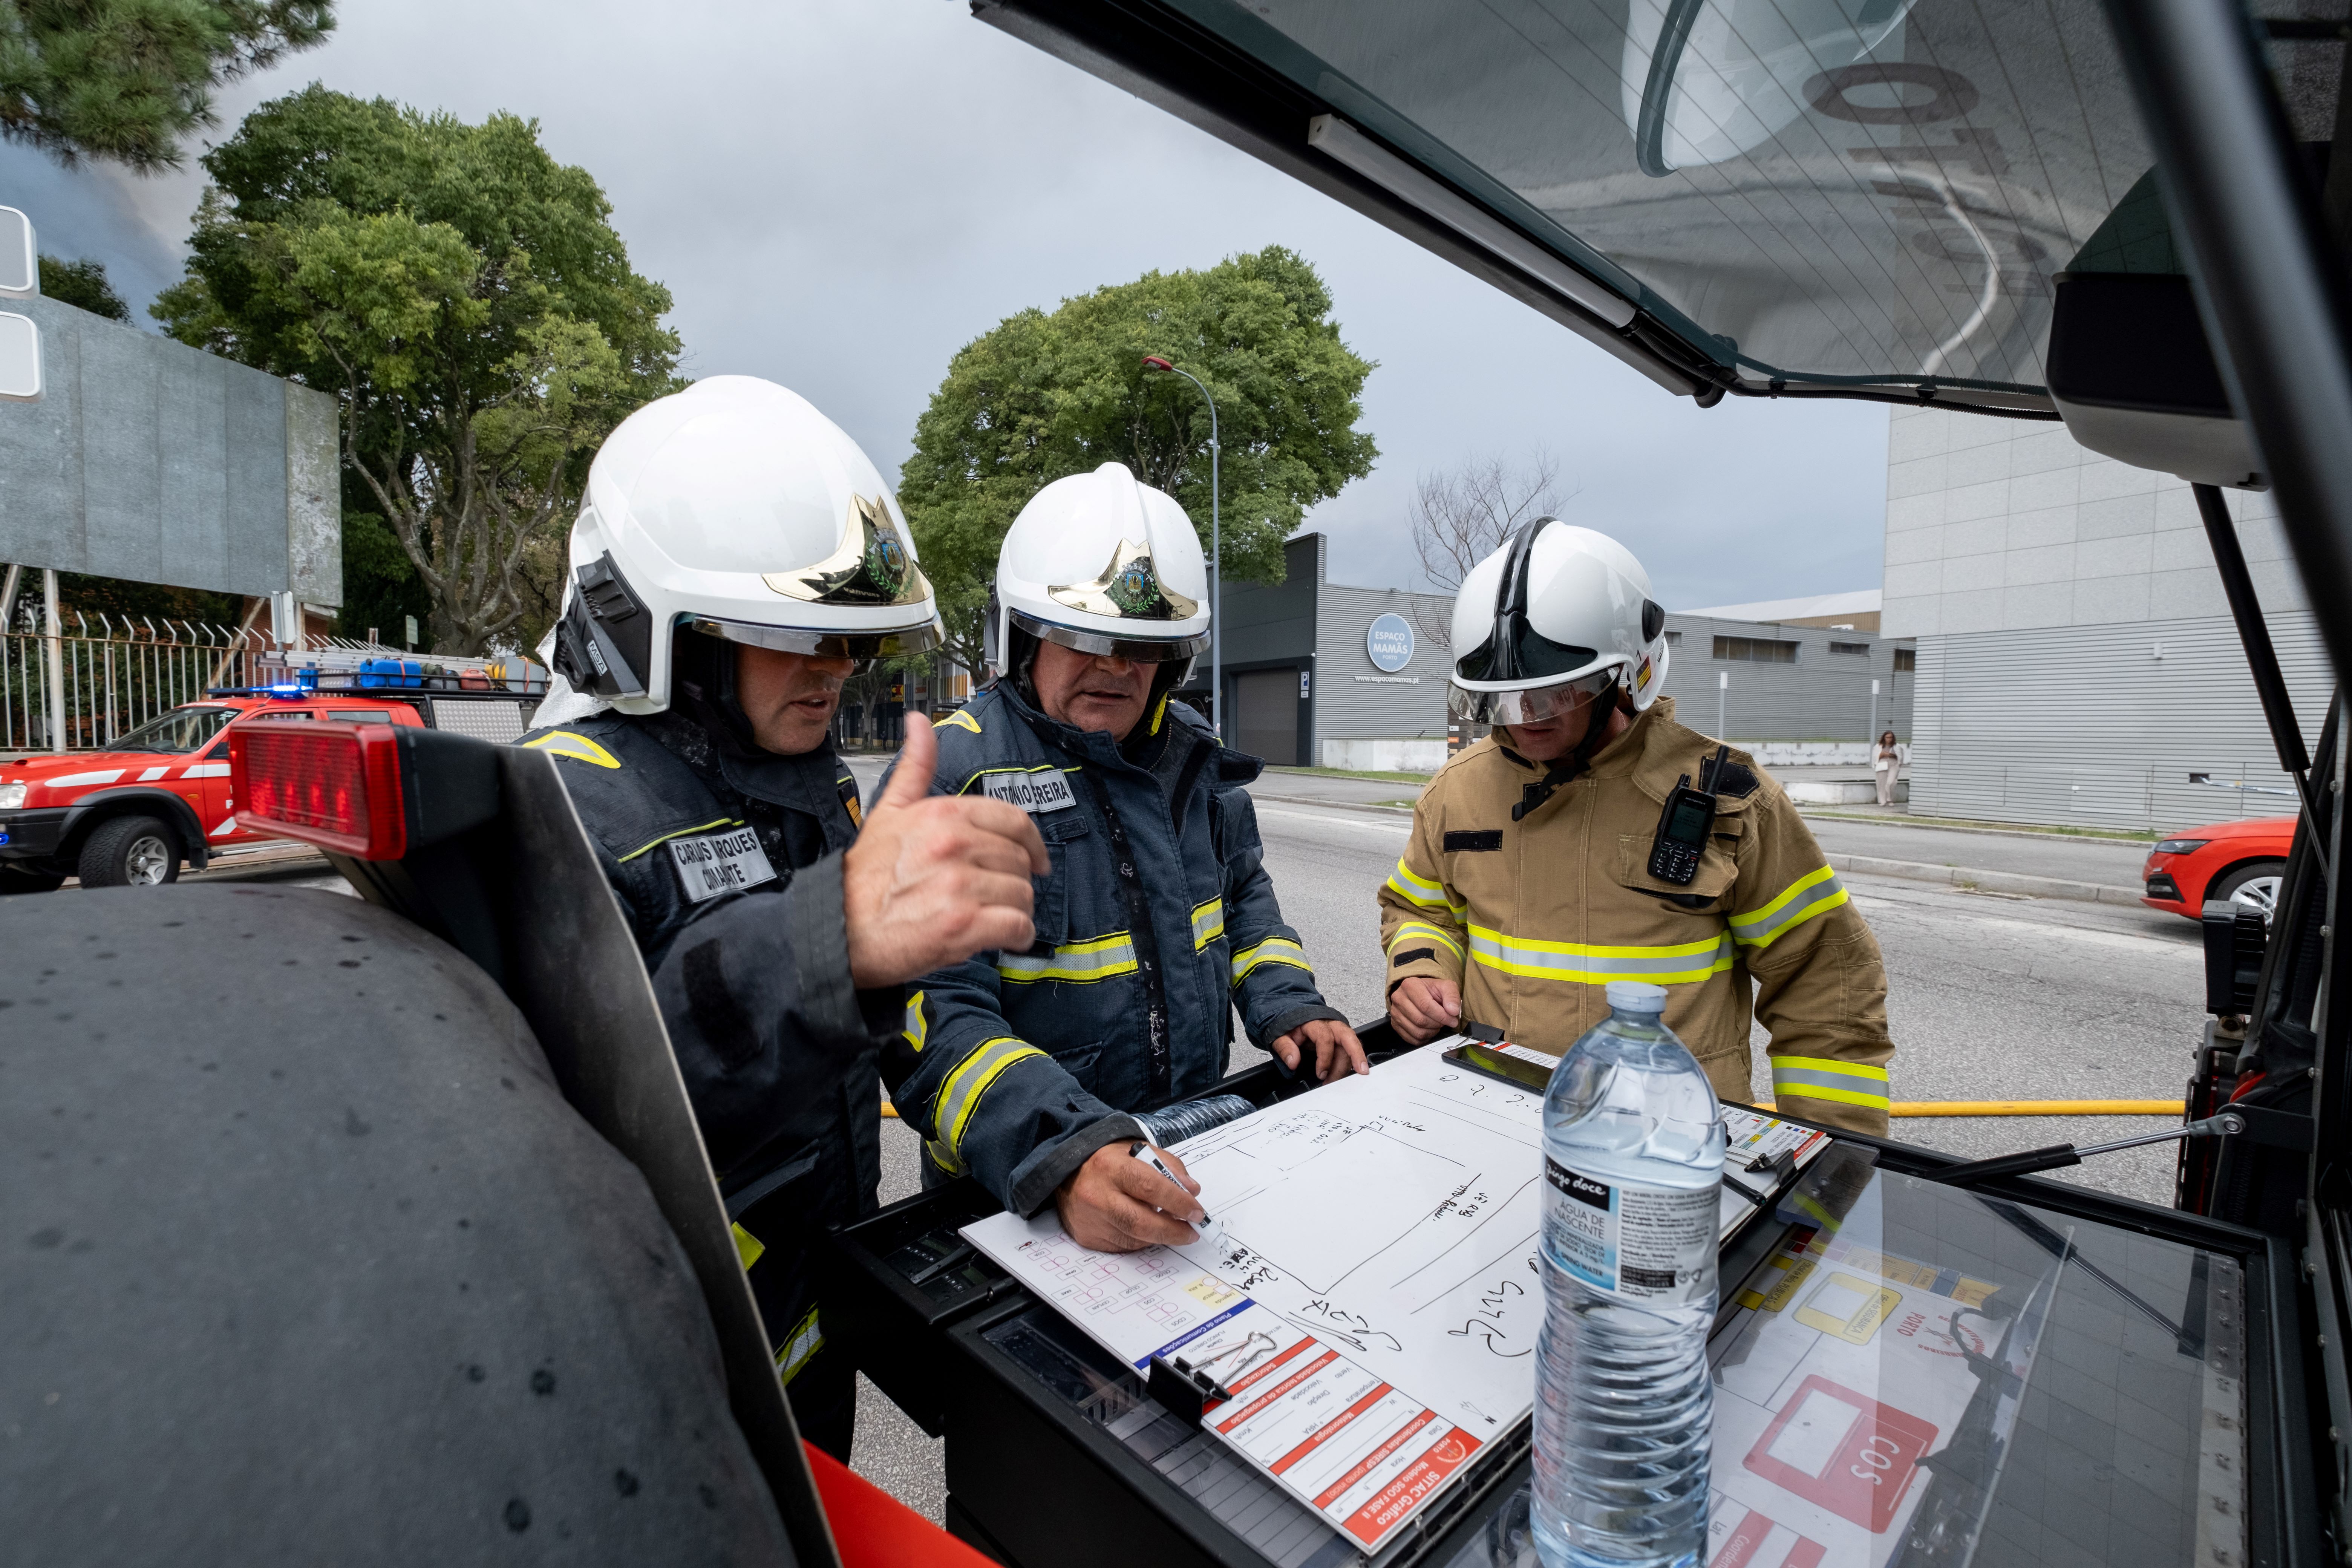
153,86,682,654
898,246,1378,681
338,510,430,648
39,253,128,318
0,2,332,171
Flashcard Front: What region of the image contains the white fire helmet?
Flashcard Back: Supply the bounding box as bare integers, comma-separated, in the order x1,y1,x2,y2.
1446,520,1670,726
986,462,1211,678
548,376,942,715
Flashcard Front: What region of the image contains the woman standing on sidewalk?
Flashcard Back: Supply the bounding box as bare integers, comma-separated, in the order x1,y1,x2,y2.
1874,729,1906,806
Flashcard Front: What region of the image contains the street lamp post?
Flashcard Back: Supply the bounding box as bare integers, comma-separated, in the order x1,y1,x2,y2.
1142,356,1221,743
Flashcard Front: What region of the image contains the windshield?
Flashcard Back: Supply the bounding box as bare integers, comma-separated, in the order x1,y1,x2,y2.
110,706,235,755
1155,0,2158,403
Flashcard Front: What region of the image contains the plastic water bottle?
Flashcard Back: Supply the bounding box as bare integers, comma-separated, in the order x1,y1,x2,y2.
1532,981,1726,1568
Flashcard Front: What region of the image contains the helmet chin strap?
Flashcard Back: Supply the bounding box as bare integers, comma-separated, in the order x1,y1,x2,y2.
1510,682,1627,822
672,628,765,756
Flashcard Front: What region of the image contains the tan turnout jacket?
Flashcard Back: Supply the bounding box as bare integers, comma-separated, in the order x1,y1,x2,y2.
1378,698,1894,1136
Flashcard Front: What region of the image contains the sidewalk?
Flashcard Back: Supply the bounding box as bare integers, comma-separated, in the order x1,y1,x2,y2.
1249,766,1422,810
1801,815,2152,890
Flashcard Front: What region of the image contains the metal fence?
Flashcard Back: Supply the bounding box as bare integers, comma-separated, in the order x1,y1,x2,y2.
0,609,396,752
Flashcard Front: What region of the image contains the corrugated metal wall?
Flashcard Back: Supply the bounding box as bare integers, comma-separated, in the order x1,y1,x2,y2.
1313,581,1450,741
1909,612,2331,830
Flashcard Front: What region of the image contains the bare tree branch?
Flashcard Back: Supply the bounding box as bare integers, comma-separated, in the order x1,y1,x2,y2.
1406,449,1573,648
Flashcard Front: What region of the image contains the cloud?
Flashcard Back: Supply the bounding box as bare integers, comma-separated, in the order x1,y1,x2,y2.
0,0,1888,609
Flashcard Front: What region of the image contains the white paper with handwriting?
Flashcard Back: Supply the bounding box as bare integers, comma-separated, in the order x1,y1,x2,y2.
960,1041,1544,1547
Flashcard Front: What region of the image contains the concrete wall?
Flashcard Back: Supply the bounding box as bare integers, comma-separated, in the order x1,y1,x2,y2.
1882,405,2302,635
0,294,340,606
1881,405,2317,828
1657,613,1913,744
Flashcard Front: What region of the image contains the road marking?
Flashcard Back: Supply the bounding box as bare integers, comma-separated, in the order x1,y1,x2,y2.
1255,805,1411,835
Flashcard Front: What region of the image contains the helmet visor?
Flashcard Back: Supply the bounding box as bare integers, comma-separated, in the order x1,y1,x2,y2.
686,614,942,662
1453,619,1599,685
1446,669,1618,725
1011,609,1208,664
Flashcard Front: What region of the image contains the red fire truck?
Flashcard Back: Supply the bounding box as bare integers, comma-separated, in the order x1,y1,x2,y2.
0,681,539,892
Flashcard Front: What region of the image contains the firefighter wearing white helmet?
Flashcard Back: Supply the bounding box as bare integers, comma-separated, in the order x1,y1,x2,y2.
518,377,1050,1457
1377,519,1895,1136
882,462,1366,1253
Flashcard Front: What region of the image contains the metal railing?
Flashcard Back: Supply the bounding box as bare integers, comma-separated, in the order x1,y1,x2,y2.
0,609,409,752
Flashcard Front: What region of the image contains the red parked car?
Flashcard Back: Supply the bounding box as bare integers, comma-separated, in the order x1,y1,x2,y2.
0,693,429,892
2141,814,2297,921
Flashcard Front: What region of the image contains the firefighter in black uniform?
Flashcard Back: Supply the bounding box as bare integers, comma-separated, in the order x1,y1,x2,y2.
521,376,1046,1457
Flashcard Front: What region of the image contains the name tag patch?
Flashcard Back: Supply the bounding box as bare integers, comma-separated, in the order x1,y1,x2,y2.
668,826,778,904
978,769,1077,813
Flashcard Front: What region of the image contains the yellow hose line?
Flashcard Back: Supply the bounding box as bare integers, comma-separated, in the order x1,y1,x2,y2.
894,1098,2186,1121
1764,1099,2184,1117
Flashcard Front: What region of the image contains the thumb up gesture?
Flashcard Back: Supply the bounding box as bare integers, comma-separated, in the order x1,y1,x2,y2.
843,716,1051,988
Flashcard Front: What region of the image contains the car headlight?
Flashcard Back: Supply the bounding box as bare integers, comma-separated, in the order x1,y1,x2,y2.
0,782,25,810
2151,838,2210,856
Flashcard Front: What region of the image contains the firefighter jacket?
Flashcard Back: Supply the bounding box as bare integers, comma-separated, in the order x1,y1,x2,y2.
1376,697,1893,1136
516,707,894,1438
881,684,1345,1216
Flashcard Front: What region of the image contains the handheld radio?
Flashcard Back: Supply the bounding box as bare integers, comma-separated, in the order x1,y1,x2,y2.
1647,745,1729,886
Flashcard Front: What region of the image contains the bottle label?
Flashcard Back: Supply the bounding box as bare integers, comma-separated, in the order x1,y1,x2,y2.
1544,1158,1716,1306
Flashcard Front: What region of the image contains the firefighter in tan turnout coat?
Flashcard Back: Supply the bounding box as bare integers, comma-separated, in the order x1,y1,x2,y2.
1378,521,1893,1136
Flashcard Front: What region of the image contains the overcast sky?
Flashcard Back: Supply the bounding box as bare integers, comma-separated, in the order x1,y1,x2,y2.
2,0,1891,610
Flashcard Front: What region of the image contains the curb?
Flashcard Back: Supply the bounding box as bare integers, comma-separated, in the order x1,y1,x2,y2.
1799,808,2155,850
1833,852,2147,907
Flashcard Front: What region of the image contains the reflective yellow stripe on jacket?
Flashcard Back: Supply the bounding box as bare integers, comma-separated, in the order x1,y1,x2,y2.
1729,865,1849,950
995,932,1140,985
1384,858,1456,913
1468,925,1736,985
1231,936,1310,986
1770,1053,1891,1110
731,1223,764,1270
1191,897,1225,951
1388,920,1464,963
934,1035,1046,1157
775,1307,825,1385
902,991,927,1053
523,730,621,769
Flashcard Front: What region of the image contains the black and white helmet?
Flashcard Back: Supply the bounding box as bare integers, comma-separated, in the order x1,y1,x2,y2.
1447,520,1669,725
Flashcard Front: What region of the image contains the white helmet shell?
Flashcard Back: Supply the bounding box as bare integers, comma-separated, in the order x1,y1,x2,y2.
1448,522,1669,719
550,375,941,714
990,462,1211,675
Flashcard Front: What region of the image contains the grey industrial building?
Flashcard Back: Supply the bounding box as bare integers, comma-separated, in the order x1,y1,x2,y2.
1196,534,1914,770
1882,407,2323,831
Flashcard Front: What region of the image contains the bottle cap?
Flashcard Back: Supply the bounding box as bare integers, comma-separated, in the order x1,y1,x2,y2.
1605,981,1667,1013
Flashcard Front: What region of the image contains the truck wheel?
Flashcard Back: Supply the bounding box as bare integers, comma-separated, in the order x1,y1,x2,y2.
2211,859,2286,921
0,863,66,894
78,816,181,888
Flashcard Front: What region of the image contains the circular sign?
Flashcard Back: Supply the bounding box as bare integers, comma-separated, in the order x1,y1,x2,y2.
1366,612,1415,673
